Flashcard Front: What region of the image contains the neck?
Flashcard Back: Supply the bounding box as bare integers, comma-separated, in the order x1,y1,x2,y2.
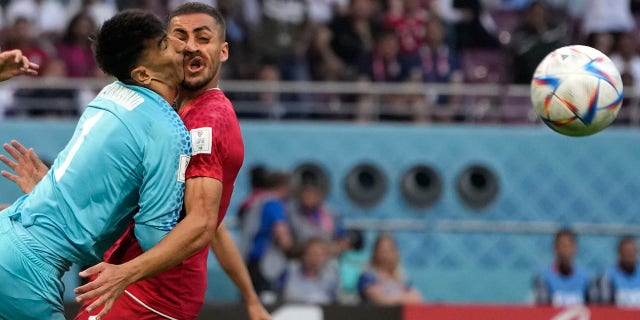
148,78,179,106
177,80,220,111
556,260,573,276
303,267,319,278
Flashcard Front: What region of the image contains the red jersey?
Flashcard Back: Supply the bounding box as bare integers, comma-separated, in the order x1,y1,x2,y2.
383,10,428,54
77,89,244,320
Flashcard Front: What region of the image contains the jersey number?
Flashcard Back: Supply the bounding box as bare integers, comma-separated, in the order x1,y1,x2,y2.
54,111,105,181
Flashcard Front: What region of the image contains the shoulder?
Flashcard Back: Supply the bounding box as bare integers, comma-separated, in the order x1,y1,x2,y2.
358,270,378,285
536,266,555,280
183,90,238,132
264,198,284,208
357,270,379,294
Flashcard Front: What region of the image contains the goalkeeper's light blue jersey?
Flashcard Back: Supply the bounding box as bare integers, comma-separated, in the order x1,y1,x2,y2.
4,81,191,271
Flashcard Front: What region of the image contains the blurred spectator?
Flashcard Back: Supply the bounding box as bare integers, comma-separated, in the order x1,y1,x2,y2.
610,32,640,91
254,0,313,82
42,57,67,77
217,0,256,80
509,1,568,84
239,170,294,298
237,165,270,223
594,236,640,307
357,26,418,121
415,16,461,81
304,24,349,119
56,12,99,78
409,17,463,122
0,17,80,118
533,228,592,306
358,26,414,82
2,17,49,74
330,0,382,80
358,234,423,305
281,238,340,304
383,0,430,54
239,0,262,31
442,0,502,50
308,0,349,24
67,0,118,26
5,0,68,38
580,0,634,43
287,184,351,257
588,32,615,56
307,25,345,81
252,62,286,119
137,0,170,20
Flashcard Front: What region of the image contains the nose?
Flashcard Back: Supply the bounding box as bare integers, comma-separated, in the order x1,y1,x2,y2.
184,37,198,53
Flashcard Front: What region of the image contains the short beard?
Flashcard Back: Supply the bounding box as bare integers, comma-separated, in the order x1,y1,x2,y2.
182,77,211,91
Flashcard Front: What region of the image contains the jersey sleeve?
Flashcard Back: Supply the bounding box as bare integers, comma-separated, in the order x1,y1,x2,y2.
134,121,191,251
261,200,287,230
186,122,226,181
358,271,378,297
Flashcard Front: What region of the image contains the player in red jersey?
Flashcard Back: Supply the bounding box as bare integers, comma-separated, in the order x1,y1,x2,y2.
0,3,269,320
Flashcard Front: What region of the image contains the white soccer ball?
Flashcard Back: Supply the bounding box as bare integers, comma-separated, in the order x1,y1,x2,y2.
530,45,623,136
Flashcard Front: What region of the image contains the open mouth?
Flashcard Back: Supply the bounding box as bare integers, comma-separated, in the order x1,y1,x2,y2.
185,56,205,73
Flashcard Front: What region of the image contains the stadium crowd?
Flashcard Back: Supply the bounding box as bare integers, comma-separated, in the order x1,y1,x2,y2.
1,0,640,120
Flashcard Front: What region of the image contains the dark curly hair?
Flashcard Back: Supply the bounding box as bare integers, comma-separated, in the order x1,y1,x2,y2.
93,9,167,82
169,2,226,40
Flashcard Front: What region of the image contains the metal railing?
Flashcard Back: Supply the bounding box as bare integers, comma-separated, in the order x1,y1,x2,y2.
2,77,639,125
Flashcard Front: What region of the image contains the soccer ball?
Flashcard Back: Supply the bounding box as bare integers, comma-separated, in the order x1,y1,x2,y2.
530,45,623,136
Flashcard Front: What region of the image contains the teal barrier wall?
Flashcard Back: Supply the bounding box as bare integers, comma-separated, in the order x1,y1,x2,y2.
1,121,639,303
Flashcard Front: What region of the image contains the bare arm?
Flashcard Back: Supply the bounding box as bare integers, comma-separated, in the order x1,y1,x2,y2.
272,221,293,252
212,224,270,320
0,49,39,81
0,140,49,193
363,284,405,305
75,177,221,317
363,284,423,305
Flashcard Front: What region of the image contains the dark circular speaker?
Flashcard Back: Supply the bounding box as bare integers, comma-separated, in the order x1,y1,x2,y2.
344,163,388,208
401,165,443,209
456,164,499,211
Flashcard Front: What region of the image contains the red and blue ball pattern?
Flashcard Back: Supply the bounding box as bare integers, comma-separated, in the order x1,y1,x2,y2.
531,45,623,136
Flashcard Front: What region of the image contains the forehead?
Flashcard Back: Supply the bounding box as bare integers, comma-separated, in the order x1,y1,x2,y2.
555,235,575,245
169,13,218,32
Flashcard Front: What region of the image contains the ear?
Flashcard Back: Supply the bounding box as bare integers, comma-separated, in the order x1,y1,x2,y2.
220,42,229,63
130,66,152,85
